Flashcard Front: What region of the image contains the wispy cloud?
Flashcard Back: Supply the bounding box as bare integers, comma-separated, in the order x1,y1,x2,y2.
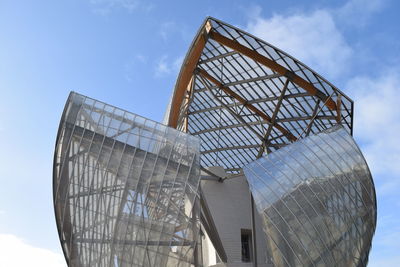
0,234,65,267
245,8,352,78
154,55,183,77
335,0,386,27
369,256,400,267
159,21,177,41
245,1,399,195
347,70,400,195
244,3,398,264
368,214,400,266
244,0,386,78
89,0,154,16
157,21,193,44
124,54,147,83
155,55,170,76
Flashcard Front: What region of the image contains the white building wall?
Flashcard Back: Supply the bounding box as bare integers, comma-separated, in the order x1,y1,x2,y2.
201,167,272,267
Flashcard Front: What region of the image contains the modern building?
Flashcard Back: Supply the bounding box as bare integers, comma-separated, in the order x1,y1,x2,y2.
53,17,376,267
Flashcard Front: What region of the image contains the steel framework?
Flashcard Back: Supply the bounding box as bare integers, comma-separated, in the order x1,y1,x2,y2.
54,93,202,266
244,126,376,266
166,17,353,173
53,17,376,267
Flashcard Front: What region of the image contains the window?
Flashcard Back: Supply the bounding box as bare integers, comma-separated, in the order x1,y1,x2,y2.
241,229,252,262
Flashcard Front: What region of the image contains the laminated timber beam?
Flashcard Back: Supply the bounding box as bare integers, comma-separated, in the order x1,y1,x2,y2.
168,21,212,128
208,30,338,111
336,94,342,123
198,74,266,141
197,68,297,142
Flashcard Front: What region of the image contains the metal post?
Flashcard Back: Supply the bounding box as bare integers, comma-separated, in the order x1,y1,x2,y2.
193,198,199,267
251,194,258,267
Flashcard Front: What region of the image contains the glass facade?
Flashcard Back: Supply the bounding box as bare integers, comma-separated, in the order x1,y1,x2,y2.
244,126,376,267
53,17,377,267
53,92,201,266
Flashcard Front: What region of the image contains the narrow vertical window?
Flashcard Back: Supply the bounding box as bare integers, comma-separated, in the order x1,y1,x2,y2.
241,229,252,262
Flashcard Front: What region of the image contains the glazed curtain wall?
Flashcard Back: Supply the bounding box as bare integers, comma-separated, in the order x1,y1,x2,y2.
53,92,201,267
244,126,376,267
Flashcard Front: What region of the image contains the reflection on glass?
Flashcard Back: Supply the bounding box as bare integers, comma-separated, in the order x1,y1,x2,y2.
54,92,201,267
244,126,376,267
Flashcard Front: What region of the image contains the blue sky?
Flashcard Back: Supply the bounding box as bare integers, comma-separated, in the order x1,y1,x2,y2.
0,0,399,266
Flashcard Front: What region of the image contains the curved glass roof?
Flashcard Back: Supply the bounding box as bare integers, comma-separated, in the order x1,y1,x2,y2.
167,17,353,173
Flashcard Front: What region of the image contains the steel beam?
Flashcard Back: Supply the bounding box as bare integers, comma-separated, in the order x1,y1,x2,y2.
198,51,237,64
74,239,194,246
305,100,321,137
209,31,338,111
197,74,265,141
189,91,305,115
202,144,260,154
191,120,267,135
257,78,290,158
276,115,336,123
194,73,283,94
197,68,297,142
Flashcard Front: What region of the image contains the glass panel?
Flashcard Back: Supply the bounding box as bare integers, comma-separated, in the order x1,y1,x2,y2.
54,92,201,267
244,126,376,267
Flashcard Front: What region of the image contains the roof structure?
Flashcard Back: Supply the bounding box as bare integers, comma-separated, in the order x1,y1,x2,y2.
52,17,376,267
166,17,353,173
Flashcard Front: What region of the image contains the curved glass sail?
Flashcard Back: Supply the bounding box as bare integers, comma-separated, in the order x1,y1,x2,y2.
244,126,376,267
53,92,201,267
167,17,354,174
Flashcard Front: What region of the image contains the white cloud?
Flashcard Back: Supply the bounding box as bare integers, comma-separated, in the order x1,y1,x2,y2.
0,234,66,267
154,55,183,77
135,54,147,63
243,2,399,198
158,21,192,43
246,9,352,78
335,0,386,27
159,21,177,41
124,54,147,82
346,70,400,195
155,55,170,76
172,55,184,71
368,214,400,266
89,0,153,15
369,257,400,267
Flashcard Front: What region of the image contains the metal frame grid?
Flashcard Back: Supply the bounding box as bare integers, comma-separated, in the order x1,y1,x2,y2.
53,92,201,266
243,126,376,267
167,17,354,173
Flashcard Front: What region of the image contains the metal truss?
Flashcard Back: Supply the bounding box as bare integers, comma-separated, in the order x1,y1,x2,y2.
166,17,354,173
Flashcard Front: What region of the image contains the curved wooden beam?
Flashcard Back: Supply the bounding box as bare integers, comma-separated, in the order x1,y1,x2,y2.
168,22,212,128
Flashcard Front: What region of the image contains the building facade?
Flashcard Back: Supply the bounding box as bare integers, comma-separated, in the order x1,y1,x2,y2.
53,17,376,267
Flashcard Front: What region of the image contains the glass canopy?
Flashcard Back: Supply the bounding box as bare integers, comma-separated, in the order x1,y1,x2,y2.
167,17,353,173
244,126,376,267
53,92,201,267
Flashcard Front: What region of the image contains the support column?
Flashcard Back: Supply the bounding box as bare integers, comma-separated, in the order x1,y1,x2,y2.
251,194,258,267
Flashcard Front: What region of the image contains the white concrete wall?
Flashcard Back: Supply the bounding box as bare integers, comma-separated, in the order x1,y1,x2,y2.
201,167,272,267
